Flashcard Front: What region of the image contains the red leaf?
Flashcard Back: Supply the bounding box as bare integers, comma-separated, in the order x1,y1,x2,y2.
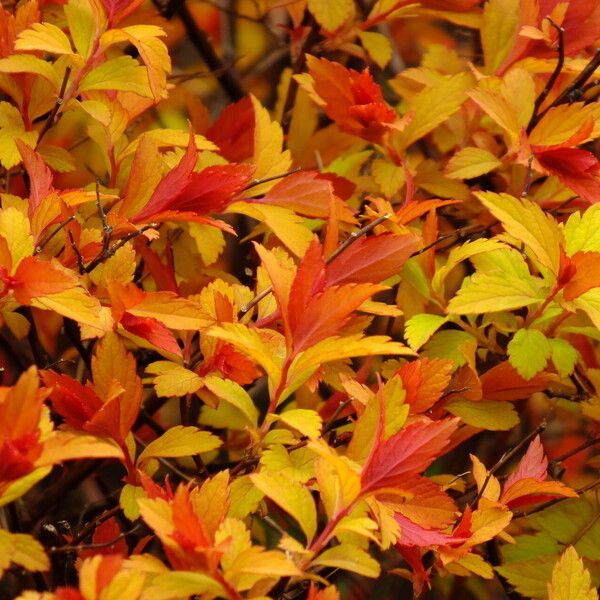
361,417,459,492
206,96,255,163
325,233,418,286
121,313,183,357
17,140,53,218
396,358,454,414
504,435,547,489
394,513,468,547
480,361,554,401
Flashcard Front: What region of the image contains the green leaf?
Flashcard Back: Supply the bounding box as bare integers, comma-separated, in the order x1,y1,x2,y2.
137,426,222,464
564,205,600,256
422,330,476,367
446,399,519,431
549,339,579,378
508,329,551,380
65,0,99,59
447,271,546,315
404,313,448,351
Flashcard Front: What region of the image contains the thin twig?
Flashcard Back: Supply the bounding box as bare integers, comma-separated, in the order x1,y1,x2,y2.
37,67,72,144
528,18,564,132
550,435,600,465
244,167,303,191
69,505,121,546
35,216,76,254
50,523,140,554
472,421,547,507
95,178,112,255
240,213,392,314
68,229,85,274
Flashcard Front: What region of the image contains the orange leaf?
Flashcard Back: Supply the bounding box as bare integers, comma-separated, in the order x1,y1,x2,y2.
12,257,78,305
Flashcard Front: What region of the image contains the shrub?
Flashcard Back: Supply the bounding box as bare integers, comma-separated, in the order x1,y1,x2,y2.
0,1,599,599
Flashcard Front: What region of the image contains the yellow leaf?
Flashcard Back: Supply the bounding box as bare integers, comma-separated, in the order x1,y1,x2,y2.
470,454,501,502
530,103,596,147
37,431,124,465
249,95,292,194
395,73,473,151
0,103,38,169
229,475,264,519
120,129,216,159
79,56,153,97
0,530,49,577
284,334,414,403
202,375,259,427
548,546,598,600
146,361,203,397
250,470,317,542
229,201,313,258
0,207,33,271
312,544,380,578
308,0,354,31
446,399,519,431
276,408,322,439
65,0,103,59
89,243,136,292
372,159,405,198
481,0,519,73
260,445,315,483
31,287,106,329
188,223,225,266
476,191,562,274
15,22,73,55
140,572,225,600
445,147,502,179
358,31,392,69
127,292,210,331
224,547,302,588
0,54,61,89
137,426,221,464
0,467,51,508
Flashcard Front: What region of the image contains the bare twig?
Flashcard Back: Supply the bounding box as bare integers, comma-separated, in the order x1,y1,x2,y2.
68,229,85,275
50,523,140,554
35,216,76,254
528,18,564,132
37,67,72,145
95,178,112,255
244,167,303,191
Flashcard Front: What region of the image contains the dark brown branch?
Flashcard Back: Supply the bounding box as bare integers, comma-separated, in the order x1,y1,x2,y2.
155,0,245,101
35,216,76,254
37,67,72,145
528,18,564,133
50,523,140,554
68,229,86,275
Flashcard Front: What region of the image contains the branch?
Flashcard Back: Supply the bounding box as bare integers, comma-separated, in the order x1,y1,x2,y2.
50,523,140,554
35,216,76,254
154,0,246,101
239,213,392,314
527,18,564,133
37,67,72,145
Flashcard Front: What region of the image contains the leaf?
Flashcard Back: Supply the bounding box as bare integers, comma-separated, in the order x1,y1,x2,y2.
1,105,38,169
508,329,551,380
446,399,519,431
37,431,124,465
249,95,291,193
476,192,562,274
312,544,380,578
202,375,259,428
481,361,555,401
404,314,448,351
359,31,392,69
325,233,418,286
481,0,519,73
250,470,317,542
549,339,579,378
361,417,459,492
137,426,221,464
0,207,34,272
65,0,99,58
146,362,203,397
447,270,546,315
563,252,600,301
141,572,225,600
0,54,61,88
564,205,600,255
276,409,322,440
548,547,598,600
445,147,502,179
372,159,405,197
15,22,73,54
0,530,49,577
307,0,354,31
79,56,153,97
395,73,473,151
